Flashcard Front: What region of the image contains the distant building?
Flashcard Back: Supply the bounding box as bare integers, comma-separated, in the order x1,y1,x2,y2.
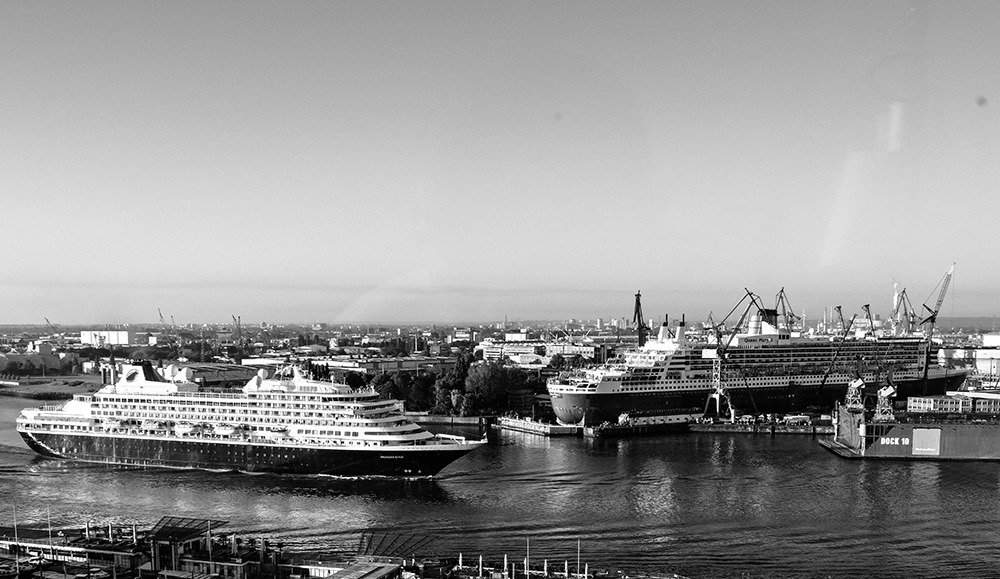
81,330,133,346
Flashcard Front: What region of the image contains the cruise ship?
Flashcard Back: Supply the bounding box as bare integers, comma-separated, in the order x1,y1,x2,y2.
16,362,485,477
547,309,966,426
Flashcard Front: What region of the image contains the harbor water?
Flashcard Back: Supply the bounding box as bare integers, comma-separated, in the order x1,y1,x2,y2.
1,395,998,579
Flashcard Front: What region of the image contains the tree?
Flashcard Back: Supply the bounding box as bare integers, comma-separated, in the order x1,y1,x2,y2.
463,361,531,415
21,360,36,376
344,372,367,389
431,384,454,415
549,353,565,370
406,372,435,412
370,373,398,400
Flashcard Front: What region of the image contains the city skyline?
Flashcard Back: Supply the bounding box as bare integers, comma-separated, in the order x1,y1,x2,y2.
3,2,998,324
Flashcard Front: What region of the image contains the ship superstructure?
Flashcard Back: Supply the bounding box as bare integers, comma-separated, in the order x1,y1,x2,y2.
16,362,484,476
547,309,966,426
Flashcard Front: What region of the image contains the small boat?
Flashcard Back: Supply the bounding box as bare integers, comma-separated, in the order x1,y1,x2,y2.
140,420,163,431
102,418,121,430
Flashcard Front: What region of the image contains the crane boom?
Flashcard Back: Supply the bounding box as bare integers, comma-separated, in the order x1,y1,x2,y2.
920,263,955,335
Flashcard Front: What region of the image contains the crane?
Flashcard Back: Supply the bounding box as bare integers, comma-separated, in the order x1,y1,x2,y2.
890,287,918,336
43,317,56,333
632,291,651,347
917,263,955,395
812,309,857,405
774,288,801,330
705,289,764,421
920,263,955,340
833,305,847,334
862,303,875,338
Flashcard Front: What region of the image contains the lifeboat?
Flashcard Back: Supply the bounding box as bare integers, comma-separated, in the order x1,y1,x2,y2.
213,423,237,436
173,422,196,435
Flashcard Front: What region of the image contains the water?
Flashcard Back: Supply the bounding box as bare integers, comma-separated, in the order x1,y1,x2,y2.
2,395,999,579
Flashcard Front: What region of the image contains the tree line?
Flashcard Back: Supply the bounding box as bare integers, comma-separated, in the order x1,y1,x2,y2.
363,353,548,416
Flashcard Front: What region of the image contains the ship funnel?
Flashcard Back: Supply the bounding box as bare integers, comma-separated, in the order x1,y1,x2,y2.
676,314,686,344
658,322,671,341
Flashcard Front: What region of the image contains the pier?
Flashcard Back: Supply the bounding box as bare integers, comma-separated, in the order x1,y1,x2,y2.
494,417,580,436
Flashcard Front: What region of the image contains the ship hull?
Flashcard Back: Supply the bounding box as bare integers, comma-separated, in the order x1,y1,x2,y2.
18,431,479,477
550,371,967,425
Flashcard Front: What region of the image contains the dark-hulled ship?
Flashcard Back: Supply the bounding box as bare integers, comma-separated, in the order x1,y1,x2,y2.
16,362,485,477
547,309,966,426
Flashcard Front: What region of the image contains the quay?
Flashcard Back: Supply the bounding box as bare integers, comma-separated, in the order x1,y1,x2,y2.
0,518,688,579
689,422,833,436
492,417,832,438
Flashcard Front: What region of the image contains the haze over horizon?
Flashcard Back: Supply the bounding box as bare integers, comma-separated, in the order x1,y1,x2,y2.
3,2,998,326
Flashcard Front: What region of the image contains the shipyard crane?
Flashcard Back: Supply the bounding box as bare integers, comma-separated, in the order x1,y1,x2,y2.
705,289,764,421
873,385,897,422
833,305,848,334
890,286,918,336
862,304,875,338
632,290,651,348
812,308,857,405
920,263,955,341
43,317,56,334
232,315,244,353
158,308,166,331
774,288,801,331
916,263,955,395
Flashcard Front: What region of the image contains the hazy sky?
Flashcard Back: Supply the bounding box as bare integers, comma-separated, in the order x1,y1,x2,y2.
2,1,999,325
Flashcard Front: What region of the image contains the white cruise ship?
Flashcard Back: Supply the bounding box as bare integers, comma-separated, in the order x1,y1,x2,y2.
16,362,485,477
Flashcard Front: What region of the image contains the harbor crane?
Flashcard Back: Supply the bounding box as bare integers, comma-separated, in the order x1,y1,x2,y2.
774,287,801,330
873,385,897,422
862,304,875,338
633,290,651,347
833,305,848,334
705,289,763,421
812,307,857,405
890,286,918,336
920,263,955,340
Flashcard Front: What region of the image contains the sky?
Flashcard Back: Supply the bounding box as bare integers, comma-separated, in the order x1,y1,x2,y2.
2,1,999,326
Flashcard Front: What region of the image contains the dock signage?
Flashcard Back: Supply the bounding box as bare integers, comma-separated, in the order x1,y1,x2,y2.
911,428,942,456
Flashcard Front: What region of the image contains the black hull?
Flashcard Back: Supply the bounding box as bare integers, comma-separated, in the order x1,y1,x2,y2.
724,372,967,416
551,372,967,425
18,431,479,477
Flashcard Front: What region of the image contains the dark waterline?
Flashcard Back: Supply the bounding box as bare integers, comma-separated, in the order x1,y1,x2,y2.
2,396,998,579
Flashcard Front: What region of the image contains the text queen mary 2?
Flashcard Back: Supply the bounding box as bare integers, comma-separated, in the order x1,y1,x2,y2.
16,362,485,477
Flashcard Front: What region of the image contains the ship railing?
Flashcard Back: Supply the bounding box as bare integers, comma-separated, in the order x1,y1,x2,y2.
22,402,69,413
